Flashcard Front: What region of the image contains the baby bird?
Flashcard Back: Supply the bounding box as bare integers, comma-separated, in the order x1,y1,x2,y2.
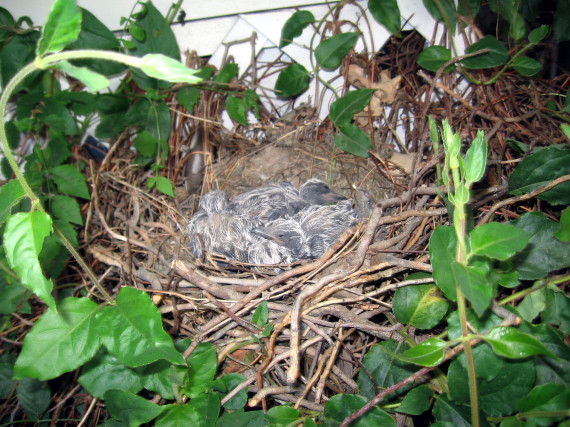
252,218,311,261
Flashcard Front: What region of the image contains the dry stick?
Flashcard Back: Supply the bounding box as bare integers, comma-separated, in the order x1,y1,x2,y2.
479,174,570,225
287,207,383,383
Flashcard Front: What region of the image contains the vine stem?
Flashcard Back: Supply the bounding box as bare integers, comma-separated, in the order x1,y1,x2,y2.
0,49,149,305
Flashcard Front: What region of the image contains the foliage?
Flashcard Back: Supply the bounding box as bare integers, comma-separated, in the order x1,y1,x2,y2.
0,0,569,426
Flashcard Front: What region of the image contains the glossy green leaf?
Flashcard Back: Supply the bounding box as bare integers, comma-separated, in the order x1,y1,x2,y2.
275,63,310,97
97,287,185,367
79,350,142,399
358,340,417,400
461,36,509,69
36,0,81,56
393,283,448,329
329,88,375,125
517,284,546,322
129,22,145,42
509,12,527,41
188,392,221,427
252,301,269,327
218,373,248,410
49,164,91,200
0,30,40,88
448,356,535,416
368,0,401,34
457,0,480,19
470,222,531,260
529,24,550,44
41,97,79,135
485,326,555,359
0,179,25,225
134,130,157,157
397,385,433,415
265,405,300,425
176,86,201,112
279,10,314,48
183,342,217,398
16,378,51,421
335,123,373,158
451,261,493,316
432,395,471,427
226,95,248,126
518,384,570,426
396,338,446,366
67,8,125,76
543,287,570,335
14,297,100,380
153,176,175,198
105,389,164,426
324,394,396,427
562,123,570,139
417,46,453,72
315,32,359,69
49,195,84,225
463,130,488,184
55,60,110,91
510,212,570,280
511,56,541,76
423,0,456,34
509,147,570,205
155,404,201,427
555,207,570,241
429,226,457,301
139,54,202,84
213,63,238,84
216,409,265,427
488,0,516,22
4,212,56,310
134,360,175,399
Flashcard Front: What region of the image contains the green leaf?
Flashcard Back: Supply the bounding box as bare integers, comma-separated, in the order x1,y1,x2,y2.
217,373,248,410
139,54,202,84
0,30,40,88
448,356,535,416
517,284,546,322
49,195,84,225
79,350,143,399
396,338,447,367
543,286,570,335
393,282,448,329
335,123,373,158
155,404,201,427
397,385,433,415
555,207,570,242
145,101,171,152
358,340,417,400
279,10,314,48
432,395,472,427
176,86,201,112
275,63,310,97
517,384,570,426
41,97,79,135
509,12,527,41
324,394,396,426
36,0,82,56
463,130,488,184
368,0,401,34
134,360,175,399
562,123,570,139
134,130,158,157
470,223,531,260
226,95,248,126
329,88,375,125
485,326,555,359
511,56,542,76
188,392,220,427
315,32,359,69
0,279,31,315
153,176,175,198
529,24,550,44
0,179,25,225
16,378,51,421
129,22,145,42
0,354,16,399
4,212,56,310
423,0,457,34
54,60,110,91
553,0,570,42
429,226,457,301
105,389,164,426
450,261,493,316
461,35,509,69
510,212,570,280
216,409,265,427
97,287,185,366
213,63,239,84
509,147,570,205
457,0,480,19
49,164,91,199
417,46,453,72
265,405,300,425
252,301,269,327
184,342,217,397
14,297,100,380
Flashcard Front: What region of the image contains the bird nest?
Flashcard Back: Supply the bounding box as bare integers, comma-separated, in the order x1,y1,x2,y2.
84,30,568,411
